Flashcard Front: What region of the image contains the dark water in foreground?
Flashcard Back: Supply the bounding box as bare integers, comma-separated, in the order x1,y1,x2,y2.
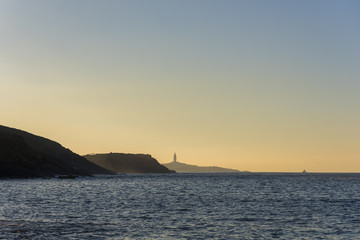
1,173,360,239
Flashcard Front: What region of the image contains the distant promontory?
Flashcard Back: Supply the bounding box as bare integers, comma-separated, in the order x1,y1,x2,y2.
84,153,175,174
163,161,241,173
0,125,114,178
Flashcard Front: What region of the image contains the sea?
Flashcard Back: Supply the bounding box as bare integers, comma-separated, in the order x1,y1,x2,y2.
1,173,360,239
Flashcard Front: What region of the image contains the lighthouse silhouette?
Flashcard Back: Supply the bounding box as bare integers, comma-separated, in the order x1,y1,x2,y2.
173,153,177,163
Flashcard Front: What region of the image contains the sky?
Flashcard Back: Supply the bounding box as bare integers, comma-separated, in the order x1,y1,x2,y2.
1,0,359,172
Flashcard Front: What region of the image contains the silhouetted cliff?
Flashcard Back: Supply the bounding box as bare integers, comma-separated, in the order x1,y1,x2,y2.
0,125,114,178
84,153,175,174
163,161,241,173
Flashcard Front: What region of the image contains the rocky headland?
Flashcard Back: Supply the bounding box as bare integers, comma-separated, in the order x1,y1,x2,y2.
84,153,175,174
0,125,114,178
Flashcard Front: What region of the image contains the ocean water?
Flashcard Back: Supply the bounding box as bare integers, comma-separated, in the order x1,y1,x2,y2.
1,173,360,239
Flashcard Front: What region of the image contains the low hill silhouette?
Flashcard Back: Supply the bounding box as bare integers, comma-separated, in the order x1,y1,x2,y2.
163,161,241,173
0,125,114,178
84,153,175,174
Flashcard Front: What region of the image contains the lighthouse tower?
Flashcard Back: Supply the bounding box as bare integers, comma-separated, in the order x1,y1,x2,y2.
173,153,177,163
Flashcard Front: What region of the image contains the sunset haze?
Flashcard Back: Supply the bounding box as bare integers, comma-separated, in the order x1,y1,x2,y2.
1,0,359,172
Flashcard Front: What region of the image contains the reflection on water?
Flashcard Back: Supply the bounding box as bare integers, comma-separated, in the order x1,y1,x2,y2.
1,173,360,239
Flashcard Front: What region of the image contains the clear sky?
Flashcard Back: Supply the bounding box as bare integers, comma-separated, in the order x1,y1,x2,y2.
1,0,359,172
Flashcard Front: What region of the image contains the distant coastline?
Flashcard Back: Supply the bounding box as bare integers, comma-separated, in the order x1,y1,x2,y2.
163,161,245,173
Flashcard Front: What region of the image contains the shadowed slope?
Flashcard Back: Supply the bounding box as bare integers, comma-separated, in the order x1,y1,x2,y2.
84,153,175,174
0,125,114,178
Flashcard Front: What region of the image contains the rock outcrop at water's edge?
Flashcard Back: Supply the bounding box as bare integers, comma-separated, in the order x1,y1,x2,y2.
0,125,115,178
84,153,175,174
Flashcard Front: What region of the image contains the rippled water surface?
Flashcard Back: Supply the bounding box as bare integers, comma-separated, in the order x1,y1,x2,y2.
1,173,360,239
